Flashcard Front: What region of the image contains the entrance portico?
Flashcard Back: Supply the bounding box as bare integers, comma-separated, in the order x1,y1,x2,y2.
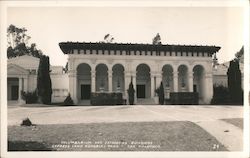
60,42,220,104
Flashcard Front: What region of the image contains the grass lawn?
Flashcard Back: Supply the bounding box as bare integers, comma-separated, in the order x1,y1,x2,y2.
8,121,227,151
221,118,243,130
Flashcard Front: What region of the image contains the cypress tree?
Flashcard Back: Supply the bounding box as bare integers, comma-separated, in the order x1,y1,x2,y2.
37,55,52,104
155,81,165,105
227,59,243,105
127,81,135,105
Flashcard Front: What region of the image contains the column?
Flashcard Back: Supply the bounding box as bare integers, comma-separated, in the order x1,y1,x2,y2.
132,72,137,104
173,71,178,92
124,71,130,105
108,70,112,92
18,77,23,102
204,73,213,104
91,70,96,92
155,73,162,90
23,77,28,92
188,71,193,92
150,74,155,98
69,70,77,104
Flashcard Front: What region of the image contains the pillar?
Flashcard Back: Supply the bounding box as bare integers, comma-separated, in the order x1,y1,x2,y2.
108,70,112,92
188,70,193,92
91,70,96,92
204,73,213,104
23,77,28,92
150,74,155,98
132,72,137,103
124,71,131,104
18,77,23,102
155,73,162,90
173,71,178,92
69,70,77,104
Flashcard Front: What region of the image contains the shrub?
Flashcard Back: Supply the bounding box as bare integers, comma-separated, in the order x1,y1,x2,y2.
63,93,74,105
21,117,33,126
127,81,135,105
155,81,164,105
210,85,230,105
21,90,38,104
90,93,123,105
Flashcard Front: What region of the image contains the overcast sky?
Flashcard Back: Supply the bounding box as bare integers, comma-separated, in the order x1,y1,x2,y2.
7,7,244,66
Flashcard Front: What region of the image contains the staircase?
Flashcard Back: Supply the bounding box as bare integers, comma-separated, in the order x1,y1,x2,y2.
136,98,156,105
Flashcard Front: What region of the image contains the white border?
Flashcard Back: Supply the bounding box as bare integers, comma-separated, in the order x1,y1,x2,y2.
1,1,249,158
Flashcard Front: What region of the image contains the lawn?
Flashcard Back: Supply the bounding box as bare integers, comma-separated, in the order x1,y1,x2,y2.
8,121,227,151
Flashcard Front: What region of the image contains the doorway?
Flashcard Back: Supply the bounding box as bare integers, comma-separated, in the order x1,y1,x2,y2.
137,85,145,98
11,85,19,100
81,84,91,99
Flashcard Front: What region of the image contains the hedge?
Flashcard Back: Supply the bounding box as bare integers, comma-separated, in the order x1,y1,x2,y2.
90,92,123,105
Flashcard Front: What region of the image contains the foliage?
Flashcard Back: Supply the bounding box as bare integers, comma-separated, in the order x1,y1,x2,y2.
21,90,38,104
210,85,230,105
152,33,161,45
227,59,243,105
155,81,165,105
103,34,114,43
90,93,123,105
7,24,43,59
37,55,52,104
63,93,74,105
21,117,33,126
235,46,244,63
170,92,199,105
127,81,135,105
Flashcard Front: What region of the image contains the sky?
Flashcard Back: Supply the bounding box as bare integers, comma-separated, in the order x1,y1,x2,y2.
7,7,244,66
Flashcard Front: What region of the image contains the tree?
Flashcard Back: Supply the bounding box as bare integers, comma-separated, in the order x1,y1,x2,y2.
103,34,114,43
227,59,243,105
7,24,43,59
152,33,162,45
155,81,165,105
127,80,135,105
37,55,52,104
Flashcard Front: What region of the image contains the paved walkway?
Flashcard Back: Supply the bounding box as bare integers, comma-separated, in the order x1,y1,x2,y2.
8,105,243,151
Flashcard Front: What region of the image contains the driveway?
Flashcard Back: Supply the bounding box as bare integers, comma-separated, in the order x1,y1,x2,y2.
8,105,243,151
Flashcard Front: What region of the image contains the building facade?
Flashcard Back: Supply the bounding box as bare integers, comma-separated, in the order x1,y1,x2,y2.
59,42,221,104
7,55,68,104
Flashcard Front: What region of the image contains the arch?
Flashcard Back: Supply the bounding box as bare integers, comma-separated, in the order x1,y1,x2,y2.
162,64,174,99
178,64,188,92
136,64,151,98
112,64,125,93
77,63,92,101
96,64,109,92
193,65,205,103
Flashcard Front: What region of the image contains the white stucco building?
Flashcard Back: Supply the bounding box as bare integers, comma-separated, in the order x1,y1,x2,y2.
59,42,220,105
8,42,230,105
7,55,68,104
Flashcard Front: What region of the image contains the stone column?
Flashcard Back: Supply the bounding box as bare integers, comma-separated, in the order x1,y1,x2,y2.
131,72,137,104
91,70,96,92
173,71,178,92
155,73,162,90
69,70,77,104
150,74,155,98
108,70,112,92
188,71,193,92
124,71,131,104
23,77,28,92
18,77,24,103
204,73,213,104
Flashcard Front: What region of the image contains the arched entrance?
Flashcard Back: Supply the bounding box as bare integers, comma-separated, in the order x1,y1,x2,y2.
178,65,188,92
77,63,91,100
7,77,19,101
193,65,205,103
96,64,108,92
162,64,173,99
112,64,125,93
136,64,151,98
